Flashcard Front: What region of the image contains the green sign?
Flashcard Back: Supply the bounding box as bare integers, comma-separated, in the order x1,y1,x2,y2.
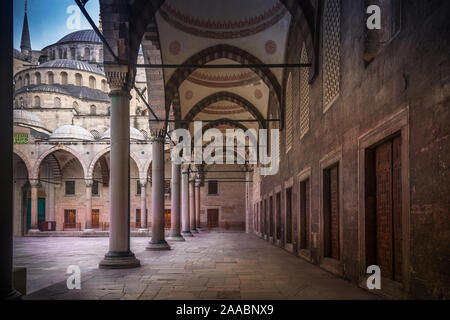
14,133,29,144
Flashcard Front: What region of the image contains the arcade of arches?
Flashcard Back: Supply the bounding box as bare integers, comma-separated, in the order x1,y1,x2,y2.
7,0,450,300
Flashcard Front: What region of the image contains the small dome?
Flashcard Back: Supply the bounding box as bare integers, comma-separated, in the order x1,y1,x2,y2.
50,125,94,141
57,30,101,44
14,110,45,129
101,127,146,141
37,59,104,75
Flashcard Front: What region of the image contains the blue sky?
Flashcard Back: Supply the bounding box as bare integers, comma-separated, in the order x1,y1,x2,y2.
14,0,100,50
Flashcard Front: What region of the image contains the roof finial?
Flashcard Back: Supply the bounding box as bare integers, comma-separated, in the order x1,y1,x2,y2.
25,0,27,14
99,12,102,31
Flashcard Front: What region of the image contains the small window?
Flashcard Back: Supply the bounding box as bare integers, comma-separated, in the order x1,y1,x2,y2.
137,180,141,195
47,72,54,85
34,96,40,107
61,72,68,85
84,48,90,61
71,48,76,59
101,79,107,92
90,105,96,115
89,76,96,89
65,181,75,195
164,180,171,195
208,180,218,195
24,74,30,86
54,97,61,108
75,73,82,86
34,72,41,85
92,180,99,196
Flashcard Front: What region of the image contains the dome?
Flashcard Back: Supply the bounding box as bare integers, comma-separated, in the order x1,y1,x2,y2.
56,30,101,44
14,110,45,129
50,125,95,141
101,127,146,141
37,59,105,75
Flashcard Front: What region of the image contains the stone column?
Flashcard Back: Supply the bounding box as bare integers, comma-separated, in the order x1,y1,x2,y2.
84,179,93,231
139,181,148,231
195,179,201,230
48,184,55,222
28,180,39,233
99,67,140,269
181,166,192,237
189,179,197,233
168,162,184,241
147,129,170,250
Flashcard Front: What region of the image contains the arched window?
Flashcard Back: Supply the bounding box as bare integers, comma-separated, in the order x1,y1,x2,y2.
75,73,82,86
19,97,24,108
73,101,79,114
58,48,63,59
84,47,90,61
90,105,96,115
47,72,54,85
89,76,96,89
35,72,41,85
90,130,101,140
299,44,310,139
61,72,68,85
54,97,61,108
17,76,22,88
107,107,111,116
71,48,76,59
24,74,30,86
34,96,41,107
285,72,293,152
14,100,19,109
323,0,341,112
101,79,107,92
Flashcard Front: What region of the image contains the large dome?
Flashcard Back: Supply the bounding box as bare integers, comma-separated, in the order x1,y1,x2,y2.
14,110,46,129
50,125,95,141
56,30,101,44
102,127,146,141
37,59,105,75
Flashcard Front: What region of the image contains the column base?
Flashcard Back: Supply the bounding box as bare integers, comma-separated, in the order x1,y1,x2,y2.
167,235,185,241
181,231,194,237
191,229,199,234
27,228,40,235
146,239,171,251
99,251,140,269
1,289,22,300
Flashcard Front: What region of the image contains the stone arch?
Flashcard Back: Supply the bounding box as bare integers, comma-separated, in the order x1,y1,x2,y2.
13,150,32,179
166,44,282,125
88,148,144,182
202,118,250,133
184,92,267,129
32,146,88,180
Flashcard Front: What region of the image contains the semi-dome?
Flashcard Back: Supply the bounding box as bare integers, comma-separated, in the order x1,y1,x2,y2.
50,125,95,141
56,30,102,45
101,127,146,141
14,110,46,129
37,59,105,75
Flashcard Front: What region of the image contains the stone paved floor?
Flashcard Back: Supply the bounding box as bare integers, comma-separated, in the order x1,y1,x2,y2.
13,232,377,300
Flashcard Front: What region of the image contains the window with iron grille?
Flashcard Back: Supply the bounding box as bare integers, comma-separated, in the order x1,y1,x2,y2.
65,181,75,195
92,180,99,196
208,180,218,195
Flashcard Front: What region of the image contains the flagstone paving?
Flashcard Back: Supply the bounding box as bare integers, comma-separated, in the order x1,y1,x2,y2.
13,232,377,300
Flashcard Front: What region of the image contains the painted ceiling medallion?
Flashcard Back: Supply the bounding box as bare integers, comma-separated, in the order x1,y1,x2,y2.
254,89,263,100
184,90,194,100
265,40,277,55
169,40,181,55
159,1,287,39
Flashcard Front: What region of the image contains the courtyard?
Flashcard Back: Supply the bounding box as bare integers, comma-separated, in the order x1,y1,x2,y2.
14,232,377,300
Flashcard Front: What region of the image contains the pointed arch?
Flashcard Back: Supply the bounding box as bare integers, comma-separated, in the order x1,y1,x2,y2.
184,92,267,129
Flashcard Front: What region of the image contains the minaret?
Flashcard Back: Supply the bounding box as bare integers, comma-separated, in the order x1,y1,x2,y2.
20,0,32,56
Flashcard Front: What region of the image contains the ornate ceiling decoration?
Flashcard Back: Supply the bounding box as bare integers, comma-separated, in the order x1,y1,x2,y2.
159,0,287,39
187,70,261,88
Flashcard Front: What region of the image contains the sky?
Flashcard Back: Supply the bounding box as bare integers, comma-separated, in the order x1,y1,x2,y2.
14,0,100,51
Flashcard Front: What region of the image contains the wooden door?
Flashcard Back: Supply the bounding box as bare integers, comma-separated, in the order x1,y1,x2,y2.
64,209,76,228
376,137,402,281
329,166,340,260
207,209,219,228
300,179,310,249
136,209,141,229
164,209,171,229
286,188,292,244
92,209,100,228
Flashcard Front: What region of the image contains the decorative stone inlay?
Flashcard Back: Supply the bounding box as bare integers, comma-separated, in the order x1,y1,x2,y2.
169,40,181,55
184,90,194,100
265,40,277,55
254,89,263,100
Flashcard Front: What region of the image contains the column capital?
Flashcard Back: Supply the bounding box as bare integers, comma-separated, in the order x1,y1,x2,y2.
85,179,94,188
150,128,166,142
106,64,132,96
30,179,39,187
